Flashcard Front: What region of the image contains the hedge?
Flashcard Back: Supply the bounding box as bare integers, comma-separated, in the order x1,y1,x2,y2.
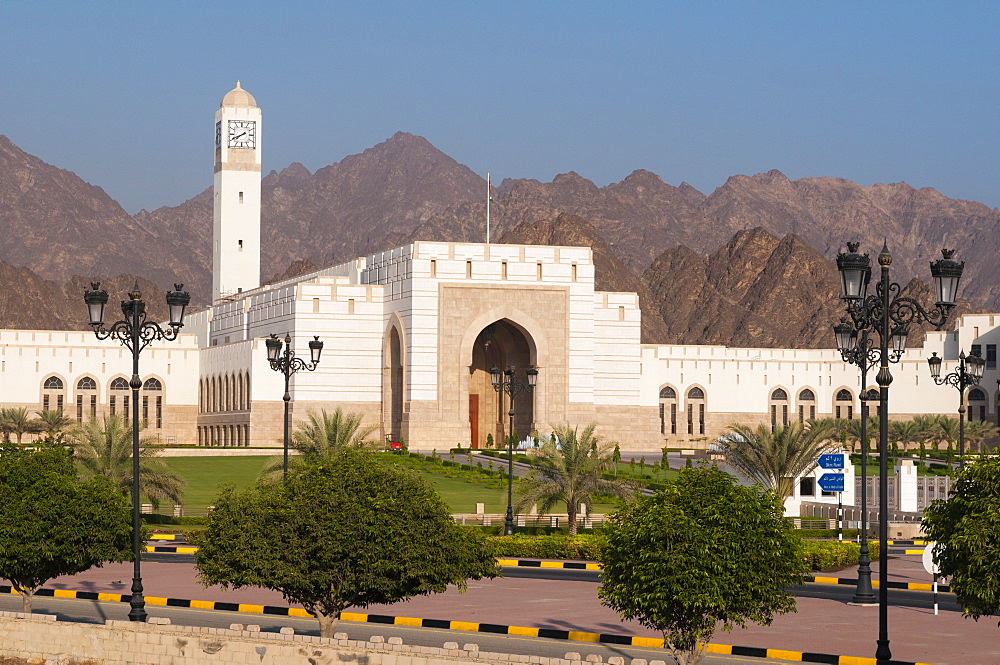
800,540,880,571
488,534,607,560
485,533,875,571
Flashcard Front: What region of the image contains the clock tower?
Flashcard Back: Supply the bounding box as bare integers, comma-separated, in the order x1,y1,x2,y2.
213,81,262,302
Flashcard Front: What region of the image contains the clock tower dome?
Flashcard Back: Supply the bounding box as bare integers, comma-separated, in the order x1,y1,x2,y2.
213,81,262,302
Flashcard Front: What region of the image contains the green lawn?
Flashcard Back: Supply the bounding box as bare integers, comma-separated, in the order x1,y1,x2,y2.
160,455,274,508
611,462,679,483
159,453,623,515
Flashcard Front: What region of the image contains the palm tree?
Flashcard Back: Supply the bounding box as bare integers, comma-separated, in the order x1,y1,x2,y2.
717,420,838,502
262,408,379,477
912,414,944,453
67,415,184,509
35,409,75,435
927,415,960,455
0,407,43,445
514,423,635,535
838,415,880,456
964,420,999,454
0,408,13,443
889,419,924,454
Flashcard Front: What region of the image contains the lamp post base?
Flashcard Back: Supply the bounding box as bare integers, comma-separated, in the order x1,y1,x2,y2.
853,549,877,605
876,639,891,664
128,578,147,622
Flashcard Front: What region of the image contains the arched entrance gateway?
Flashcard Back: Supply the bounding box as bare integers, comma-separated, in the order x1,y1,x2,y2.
468,320,535,449
383,324,404,441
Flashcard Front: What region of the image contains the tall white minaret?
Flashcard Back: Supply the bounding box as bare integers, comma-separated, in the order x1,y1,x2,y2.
213,81,262,302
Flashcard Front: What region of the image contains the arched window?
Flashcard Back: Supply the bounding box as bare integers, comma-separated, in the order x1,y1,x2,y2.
686,388,706,435
798,389,816,423
658,386,678,435
968,388,987,422
142,378,163,428
769,388,789,429
109,377,129,417
75,377,98,422
835,389,854,420
41,376,65,413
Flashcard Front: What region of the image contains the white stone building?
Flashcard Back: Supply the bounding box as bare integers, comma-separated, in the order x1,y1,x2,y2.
2,82,998,459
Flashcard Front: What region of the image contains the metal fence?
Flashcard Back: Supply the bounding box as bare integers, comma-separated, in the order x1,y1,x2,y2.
451,513,609,529
852,475,952,512
800,501,922,525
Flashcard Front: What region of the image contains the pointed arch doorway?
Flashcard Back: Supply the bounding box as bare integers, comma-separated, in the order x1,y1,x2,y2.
469,320,535,449
383,325,404,441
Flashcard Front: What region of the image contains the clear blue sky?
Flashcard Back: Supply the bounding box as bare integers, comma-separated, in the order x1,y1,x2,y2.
2,1,997,213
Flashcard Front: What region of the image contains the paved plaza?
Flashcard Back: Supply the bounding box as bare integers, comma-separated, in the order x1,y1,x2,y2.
32,555,997,665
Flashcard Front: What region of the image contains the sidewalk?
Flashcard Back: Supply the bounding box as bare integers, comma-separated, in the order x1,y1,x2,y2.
39,559,997,665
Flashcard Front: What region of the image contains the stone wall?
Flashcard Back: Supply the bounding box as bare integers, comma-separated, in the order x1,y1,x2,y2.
0,612,657,665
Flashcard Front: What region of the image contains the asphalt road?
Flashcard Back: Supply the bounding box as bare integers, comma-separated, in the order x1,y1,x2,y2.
0,594,798,665
142,554,961,614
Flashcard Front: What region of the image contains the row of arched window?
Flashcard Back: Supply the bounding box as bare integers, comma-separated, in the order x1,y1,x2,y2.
199,373,251,413
658,386,706,436
659,384,998,437
42,376,162,392
198,424,250,447
40,375,163,427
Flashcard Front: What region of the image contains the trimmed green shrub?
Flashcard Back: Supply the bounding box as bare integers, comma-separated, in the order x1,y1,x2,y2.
479,532,876,570
141,514,208,525
800,540,880,571
488,534,607,560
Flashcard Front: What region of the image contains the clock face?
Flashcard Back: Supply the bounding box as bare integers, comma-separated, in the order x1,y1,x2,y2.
227,120,256,149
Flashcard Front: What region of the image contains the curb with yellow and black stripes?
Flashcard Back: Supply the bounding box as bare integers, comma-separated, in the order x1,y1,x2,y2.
1,585,935,665
140,548,948,594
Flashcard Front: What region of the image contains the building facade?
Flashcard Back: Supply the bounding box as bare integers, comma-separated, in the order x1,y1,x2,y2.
2,82,998,453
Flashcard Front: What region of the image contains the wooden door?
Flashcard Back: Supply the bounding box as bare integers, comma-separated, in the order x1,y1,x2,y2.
469,394,480,449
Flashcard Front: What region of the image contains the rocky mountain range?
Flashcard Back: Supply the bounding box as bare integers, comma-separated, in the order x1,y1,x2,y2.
0,131,995,347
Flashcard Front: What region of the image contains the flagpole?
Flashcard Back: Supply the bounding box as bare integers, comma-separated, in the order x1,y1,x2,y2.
486,172,491,244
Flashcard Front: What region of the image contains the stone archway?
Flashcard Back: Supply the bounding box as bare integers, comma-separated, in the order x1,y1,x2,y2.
469,320,534,449
383,325,404,441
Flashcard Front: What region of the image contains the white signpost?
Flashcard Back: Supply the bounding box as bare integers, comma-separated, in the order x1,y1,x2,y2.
922,542,941,615
818,453,846,540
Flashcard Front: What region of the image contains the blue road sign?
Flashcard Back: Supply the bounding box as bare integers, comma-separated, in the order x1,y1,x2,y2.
818,453,845,469
818,473,845,492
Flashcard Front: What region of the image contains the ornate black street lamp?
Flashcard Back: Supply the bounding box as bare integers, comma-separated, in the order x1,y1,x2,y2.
834,320,904,605
490,364,538,536
265,334,323,480
835,242,963,664
927,349,984,468
84,281,191,623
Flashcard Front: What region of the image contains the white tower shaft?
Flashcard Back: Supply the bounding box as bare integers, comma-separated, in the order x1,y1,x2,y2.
213,82,262,302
